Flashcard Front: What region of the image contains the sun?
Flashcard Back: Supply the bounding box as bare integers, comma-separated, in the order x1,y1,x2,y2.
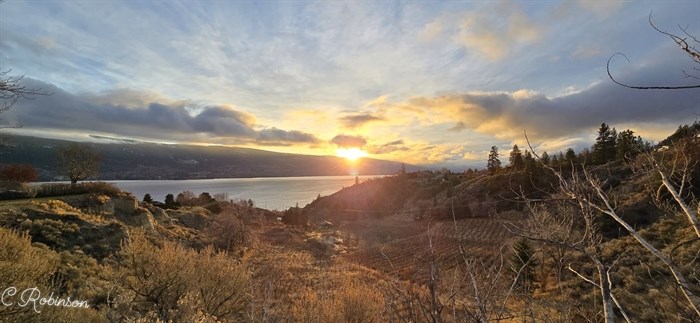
336,147,368,161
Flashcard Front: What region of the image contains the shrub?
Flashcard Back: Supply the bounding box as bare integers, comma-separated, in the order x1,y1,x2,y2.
176,190,197,206
282,206,307,225
0,228,56,320
0,164,38,182
118,230,249,321
164,193,176,206
33,182,121,198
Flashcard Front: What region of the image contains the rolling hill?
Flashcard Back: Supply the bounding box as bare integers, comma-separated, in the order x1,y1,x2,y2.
0,134,413,180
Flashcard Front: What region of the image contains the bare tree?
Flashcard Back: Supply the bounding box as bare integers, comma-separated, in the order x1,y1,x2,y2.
208,205,252,251
607,13,700,90
56,143,101,187
502,188,623,323
510,135,700,322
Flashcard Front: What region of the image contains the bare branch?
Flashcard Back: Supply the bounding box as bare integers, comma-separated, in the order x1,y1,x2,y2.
606,12,700,90
607,53,700,90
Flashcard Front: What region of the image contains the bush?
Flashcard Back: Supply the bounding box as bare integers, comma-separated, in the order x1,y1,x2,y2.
117,230,249,321
0,164,38,182
176,190,197,206
0,228,103,322
30,182,122,199
282,206,307,225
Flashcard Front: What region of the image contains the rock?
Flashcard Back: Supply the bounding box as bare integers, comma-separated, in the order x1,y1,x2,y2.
165,207,211,229
113,195,138,215
147,205,171,223
119,207,155,230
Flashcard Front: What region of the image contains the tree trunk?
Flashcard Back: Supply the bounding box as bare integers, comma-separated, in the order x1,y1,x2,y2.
591,178,700,317
596,261,616,323
658,168,700,238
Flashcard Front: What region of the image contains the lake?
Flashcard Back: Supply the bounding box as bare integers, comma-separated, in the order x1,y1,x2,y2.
111,175,382,211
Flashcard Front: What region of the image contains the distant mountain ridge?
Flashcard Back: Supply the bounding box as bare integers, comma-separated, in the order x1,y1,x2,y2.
0,135,413,180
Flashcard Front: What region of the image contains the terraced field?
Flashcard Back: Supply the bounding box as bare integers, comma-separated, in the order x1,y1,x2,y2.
343,218,515,282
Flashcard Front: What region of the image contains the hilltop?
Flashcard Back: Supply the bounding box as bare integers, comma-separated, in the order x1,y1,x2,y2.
0,134,414,180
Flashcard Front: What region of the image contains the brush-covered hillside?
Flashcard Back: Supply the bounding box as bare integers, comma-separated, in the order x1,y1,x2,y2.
0,122,698,322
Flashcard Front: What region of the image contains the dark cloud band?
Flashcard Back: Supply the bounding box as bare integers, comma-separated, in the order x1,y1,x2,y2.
8,79,320,146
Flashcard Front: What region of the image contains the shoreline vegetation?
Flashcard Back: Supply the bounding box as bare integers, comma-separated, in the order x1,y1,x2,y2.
0,122,698,321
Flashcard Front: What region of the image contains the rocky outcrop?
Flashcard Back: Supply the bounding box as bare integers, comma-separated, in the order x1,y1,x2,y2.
108,195,155,230
165,207,211,229
113,194,138,215
146,205,171,223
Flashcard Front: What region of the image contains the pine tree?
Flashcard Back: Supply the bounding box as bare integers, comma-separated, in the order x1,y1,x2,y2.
540,152,550,166
487,146,501,175
143,194,153,204
578,148,592,165
616,129,644,160
592,123,617,164
510,238,539,294
523,150,536,174
558,152,565,168
565,148,577,168
165,194,176,206
509,144,524,170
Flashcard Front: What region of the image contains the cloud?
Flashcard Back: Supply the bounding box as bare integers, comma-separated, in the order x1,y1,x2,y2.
366,139,409,154
338,113,384,129
448,121,467,132
83,88,172,107
571,45,602,60
418,16,446,42
257,128,321,145
575,0,625,18
418,144,473,163
384,57,699,142
453,6,542,61
330,134,367,148
8,79,319,146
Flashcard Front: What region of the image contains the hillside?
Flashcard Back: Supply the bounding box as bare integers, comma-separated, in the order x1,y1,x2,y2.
0,134,413,180
0,127,698,322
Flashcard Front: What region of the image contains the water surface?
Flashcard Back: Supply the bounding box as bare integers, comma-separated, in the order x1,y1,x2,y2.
111,175,381,211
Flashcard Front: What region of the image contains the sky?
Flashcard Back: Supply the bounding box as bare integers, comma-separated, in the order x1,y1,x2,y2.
1,0,699,169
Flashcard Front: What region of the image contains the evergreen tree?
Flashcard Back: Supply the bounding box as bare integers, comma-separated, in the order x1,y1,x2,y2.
551,154,559,169
558,152,565,168
540,152,550,166
164,194,176,206
510,238,539,294
487,146,502,175
592,123,617,164
509,144,524,170
523,150,536,174
658,121,700,146
616,129,644,160
565,148,577,168
143,194,153,204
578,148,592,165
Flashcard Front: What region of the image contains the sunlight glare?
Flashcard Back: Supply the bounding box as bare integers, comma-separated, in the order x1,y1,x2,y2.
336,147,368,161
